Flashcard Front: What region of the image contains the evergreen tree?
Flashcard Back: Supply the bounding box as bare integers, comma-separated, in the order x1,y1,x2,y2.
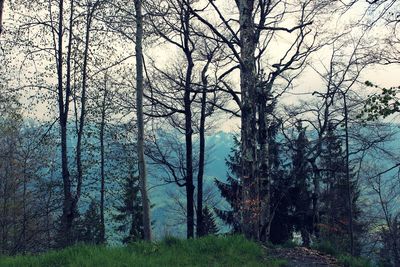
215,123,294,244
319,123,363,254
214,135,242,234
290,123,314,247
114,174,144,244
76,200,102,244
202,207,219,235
268,121,294,245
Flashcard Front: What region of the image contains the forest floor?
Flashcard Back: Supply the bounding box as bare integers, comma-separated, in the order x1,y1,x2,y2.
0,235,372,267
270,246,340,267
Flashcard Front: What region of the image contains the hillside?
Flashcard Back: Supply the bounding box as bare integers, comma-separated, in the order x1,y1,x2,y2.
0,235,373,267
0,236,286,267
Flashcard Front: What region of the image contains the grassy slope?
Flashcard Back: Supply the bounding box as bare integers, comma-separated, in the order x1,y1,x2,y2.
0,236,286,267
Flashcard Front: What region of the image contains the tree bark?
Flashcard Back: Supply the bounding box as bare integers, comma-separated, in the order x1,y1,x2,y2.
21,160,27,253
238,0,259,240
135,0,152,241
257,84,270,242
57,0,75,247
311,160,320,239
343,93,354,255
182,3,195,239
99,75,107,243
75,1,95,219
0,0,5,35
196,66,208,237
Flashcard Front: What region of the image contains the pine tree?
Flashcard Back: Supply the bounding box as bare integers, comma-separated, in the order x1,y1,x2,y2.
290,123,314,247
114,174,144,244
201,207,219,236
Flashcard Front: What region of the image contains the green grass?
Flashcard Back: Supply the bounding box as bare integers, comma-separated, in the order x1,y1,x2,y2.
0,235,287,267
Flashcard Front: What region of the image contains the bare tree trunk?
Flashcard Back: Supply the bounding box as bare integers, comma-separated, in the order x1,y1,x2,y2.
311,160,320,239
184,84,195,239
183,3,195,239
135,0,151,241
238,0,259,240
21,162,27,253
1,156,10,254
343,93,354,255
75,0,96,225
258,85,270,242
59,117,74,248
0,0,4,35
57,0,75,247
99,75,107,243
45,183,53,250
196,67,208,237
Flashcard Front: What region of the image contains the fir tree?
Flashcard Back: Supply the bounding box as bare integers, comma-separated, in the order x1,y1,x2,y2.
114,174,144,244
290,123,314,247
202,207,219,235
214,135,242,234
76,200,102,244
267,121,294,245
215,123,294,244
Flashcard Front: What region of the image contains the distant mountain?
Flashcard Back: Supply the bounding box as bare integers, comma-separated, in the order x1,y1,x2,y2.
22,120,400,242
147,131,235,239
204,131,235,181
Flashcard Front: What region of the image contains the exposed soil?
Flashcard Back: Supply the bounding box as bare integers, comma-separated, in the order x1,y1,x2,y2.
271,247,341,267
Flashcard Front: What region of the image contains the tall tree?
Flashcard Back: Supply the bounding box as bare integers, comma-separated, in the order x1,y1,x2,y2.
98,75,108,244
196,47,218,237
145,0,226,238
214,136,242,234
215,123,294,244
75,1,101,234
135,0,151,241
56,0,74,246
343,91,355,255
56,0,101,246
0,0,4,34
189,0,329,240
6,0,129,246
238,0,261,240
181,0,195,238
291,123,313,247
114,174,144,244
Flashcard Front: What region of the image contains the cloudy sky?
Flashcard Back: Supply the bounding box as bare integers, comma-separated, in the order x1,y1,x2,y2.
1,0,400,133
